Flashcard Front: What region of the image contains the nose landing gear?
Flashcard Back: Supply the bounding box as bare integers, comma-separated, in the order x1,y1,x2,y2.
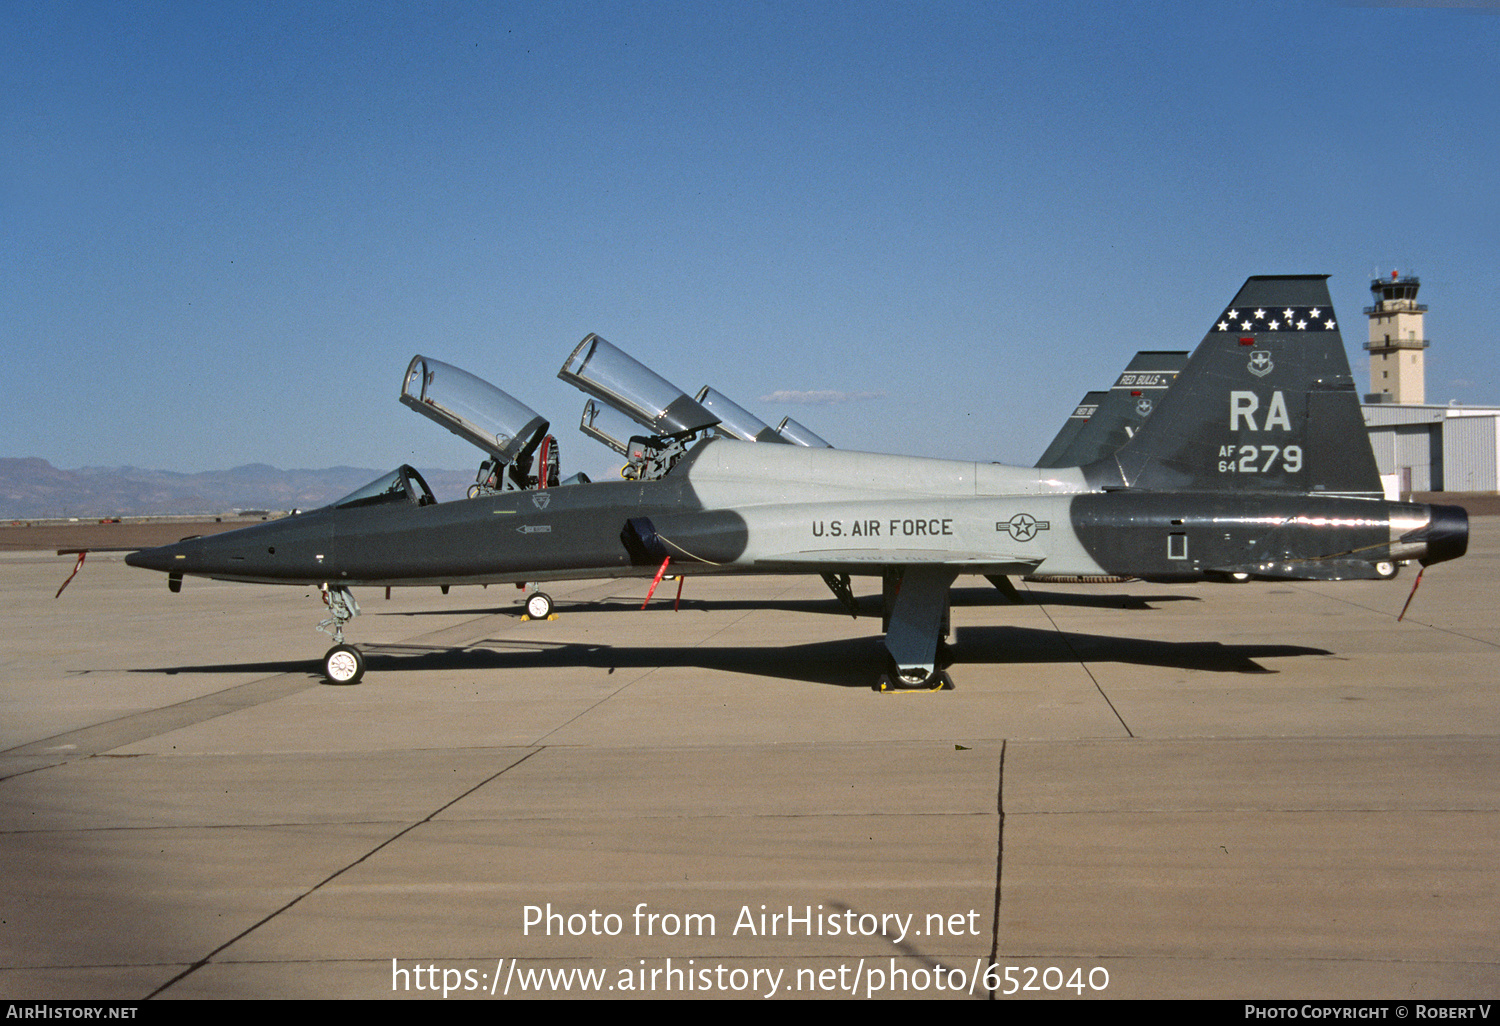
318,585,364,684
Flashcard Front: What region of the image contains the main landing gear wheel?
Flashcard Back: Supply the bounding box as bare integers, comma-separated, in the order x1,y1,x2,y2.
524,592,555,620
1374,560,1398,579
324,644,365,685
874,662,954,693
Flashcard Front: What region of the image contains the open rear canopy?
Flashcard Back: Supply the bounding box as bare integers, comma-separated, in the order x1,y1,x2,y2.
557,334,718,440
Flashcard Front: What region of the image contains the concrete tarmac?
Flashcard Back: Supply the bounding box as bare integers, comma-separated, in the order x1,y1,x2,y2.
1,520,1496,1000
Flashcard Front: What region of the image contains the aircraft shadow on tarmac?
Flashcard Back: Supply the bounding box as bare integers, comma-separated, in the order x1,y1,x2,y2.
371,585,1203,621
954,584,1203,611
136,625,1325,690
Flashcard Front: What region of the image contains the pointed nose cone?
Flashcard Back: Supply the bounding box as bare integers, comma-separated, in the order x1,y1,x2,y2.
1420,504,1469,566
125,541,186,574
123,513,333,584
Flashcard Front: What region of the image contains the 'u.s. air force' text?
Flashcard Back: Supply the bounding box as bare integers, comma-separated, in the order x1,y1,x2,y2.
811,519,954,538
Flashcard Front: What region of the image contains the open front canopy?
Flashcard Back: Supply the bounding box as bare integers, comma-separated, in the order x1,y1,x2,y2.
400,355,548,463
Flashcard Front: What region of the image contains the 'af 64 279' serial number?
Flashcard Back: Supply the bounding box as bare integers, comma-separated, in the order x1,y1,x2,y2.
1218,444,1303,474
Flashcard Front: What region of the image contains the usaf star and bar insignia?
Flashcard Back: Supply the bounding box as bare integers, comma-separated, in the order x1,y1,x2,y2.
999,513,1050,542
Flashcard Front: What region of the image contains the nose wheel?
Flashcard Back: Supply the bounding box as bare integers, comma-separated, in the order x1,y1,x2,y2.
523,591,555,620
324,643,365,685
317,585,365,684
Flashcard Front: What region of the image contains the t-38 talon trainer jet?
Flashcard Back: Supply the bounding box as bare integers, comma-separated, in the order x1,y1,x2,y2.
125,276,1469,689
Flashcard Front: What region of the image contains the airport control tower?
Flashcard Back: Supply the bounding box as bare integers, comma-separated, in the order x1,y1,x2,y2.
1364,271,1429,404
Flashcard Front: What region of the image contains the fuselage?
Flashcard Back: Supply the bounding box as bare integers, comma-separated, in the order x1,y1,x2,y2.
125,439,1467,589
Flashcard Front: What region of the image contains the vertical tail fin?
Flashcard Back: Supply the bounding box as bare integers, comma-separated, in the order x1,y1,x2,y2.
1088,275,1382,497
1036,390,1107,468
1037,351,1189,468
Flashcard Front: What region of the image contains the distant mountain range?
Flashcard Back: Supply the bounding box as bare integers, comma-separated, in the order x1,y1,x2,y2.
0,458,477,519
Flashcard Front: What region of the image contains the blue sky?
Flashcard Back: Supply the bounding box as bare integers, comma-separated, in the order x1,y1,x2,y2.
4,0,1496,480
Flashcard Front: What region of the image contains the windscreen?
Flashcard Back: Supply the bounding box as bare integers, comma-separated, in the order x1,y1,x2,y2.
332,465,434,509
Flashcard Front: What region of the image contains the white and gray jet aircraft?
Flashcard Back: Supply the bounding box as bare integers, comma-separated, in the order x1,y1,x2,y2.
125,276,1469,689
